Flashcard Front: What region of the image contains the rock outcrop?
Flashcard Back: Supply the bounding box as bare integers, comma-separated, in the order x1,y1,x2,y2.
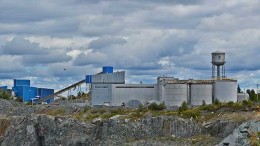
218,120,260,146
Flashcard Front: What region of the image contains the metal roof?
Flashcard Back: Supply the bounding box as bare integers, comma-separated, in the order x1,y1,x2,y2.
212,50,225,54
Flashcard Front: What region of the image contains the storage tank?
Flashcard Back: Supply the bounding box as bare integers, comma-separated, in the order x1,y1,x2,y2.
163,84,188,107
214,80,237,102
102,66,113,73
190,84,212,106
237,93,249,102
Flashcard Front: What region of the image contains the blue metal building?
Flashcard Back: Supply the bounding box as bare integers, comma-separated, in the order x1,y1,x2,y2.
14,79,30,87
12,79,54,103
12,86,38,102
0,86,8,90
38,88,54,103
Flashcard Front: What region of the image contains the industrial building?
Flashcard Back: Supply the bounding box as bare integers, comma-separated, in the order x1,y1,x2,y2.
12,79,54,103
89,51,239,107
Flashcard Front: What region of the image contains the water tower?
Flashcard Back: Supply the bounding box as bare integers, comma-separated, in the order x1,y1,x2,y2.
211,51,226,79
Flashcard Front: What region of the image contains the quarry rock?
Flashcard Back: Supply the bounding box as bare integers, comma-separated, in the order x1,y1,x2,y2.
218,120,260,146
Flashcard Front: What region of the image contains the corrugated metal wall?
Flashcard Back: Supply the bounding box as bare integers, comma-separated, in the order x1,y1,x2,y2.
91,71,125,84
13,86,38,102
38,88,54,103
14,79,30,87
111,84,158,106
190,84,212,106
91,84,112,105
0,86,7,90
163,84,188,107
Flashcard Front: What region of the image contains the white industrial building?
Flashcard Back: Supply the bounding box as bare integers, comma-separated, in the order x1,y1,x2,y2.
89,51,240,107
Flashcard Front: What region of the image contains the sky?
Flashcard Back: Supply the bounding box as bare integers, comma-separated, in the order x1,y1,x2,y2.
0,0,260,92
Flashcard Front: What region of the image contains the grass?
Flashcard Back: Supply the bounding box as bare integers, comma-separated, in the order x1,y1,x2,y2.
248,131,260,146
37,100,260,124
0,118,11,136
45,108,65,116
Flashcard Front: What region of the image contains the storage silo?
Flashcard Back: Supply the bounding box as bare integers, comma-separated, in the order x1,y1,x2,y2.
190,84,212,106
214,80,237,102
163,84,188,106
237,93,249,102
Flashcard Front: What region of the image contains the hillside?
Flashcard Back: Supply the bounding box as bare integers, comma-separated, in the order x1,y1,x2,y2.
0,99,260,146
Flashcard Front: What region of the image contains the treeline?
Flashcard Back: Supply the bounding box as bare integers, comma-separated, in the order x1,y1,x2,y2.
237,85,259,102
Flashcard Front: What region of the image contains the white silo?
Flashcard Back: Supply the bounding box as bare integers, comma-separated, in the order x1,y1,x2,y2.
214,80,237,102
237,93,249,102
163,84,188,106
190,84,213,106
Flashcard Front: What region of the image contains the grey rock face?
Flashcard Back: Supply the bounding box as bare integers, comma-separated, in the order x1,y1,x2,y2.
0,115,206,146
204,120,242,139
218,120,260,146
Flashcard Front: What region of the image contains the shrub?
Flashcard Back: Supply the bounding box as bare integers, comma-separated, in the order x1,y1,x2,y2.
0,91,11,100
242,100,253,107
231,102,243,109
202,100,206,106
148,102,166,111
181,109,201,118
227,101,235,107
199,104,217,111
137,104,145,112
213,98,221,106
178,101,188,112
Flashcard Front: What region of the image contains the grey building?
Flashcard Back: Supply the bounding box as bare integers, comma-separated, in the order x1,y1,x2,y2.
90,51,238,107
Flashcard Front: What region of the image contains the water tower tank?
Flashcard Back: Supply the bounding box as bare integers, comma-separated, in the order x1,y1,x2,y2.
211,51,226,66
211,51,226,79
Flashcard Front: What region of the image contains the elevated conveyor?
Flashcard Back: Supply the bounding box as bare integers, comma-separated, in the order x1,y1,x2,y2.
35,79,86,103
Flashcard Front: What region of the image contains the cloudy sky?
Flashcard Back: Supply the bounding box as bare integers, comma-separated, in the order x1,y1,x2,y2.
0,0,260,91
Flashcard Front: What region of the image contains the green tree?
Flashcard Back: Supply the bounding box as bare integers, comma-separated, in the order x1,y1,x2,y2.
237,85,241,93
148,102,166,110
214,98,221,106
202,100,206,106
179,101,188,112
249,89,257,102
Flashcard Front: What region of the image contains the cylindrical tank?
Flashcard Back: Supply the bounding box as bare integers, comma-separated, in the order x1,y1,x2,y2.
214,81,237,102
102,66,113,73
190,84,212,106
237,93,249,102
85,75,92,83
163,84,187,107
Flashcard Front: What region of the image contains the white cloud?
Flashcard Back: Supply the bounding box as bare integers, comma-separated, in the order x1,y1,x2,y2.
0,0,259,90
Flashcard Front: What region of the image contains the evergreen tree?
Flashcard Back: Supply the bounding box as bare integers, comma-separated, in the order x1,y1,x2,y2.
237,85,241,93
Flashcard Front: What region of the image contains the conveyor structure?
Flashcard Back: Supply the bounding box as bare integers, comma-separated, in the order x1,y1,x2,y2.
35,79,86,103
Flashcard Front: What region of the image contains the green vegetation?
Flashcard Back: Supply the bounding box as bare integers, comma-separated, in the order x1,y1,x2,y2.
202,100,206,106
247,89,260,102
41,98,259,124
148,102,166,111
0,91,11,100
213,98,221,106
180,108,201,118
46,108,65,116
249,131,260,146
242,100,253,107
178,101,189,112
